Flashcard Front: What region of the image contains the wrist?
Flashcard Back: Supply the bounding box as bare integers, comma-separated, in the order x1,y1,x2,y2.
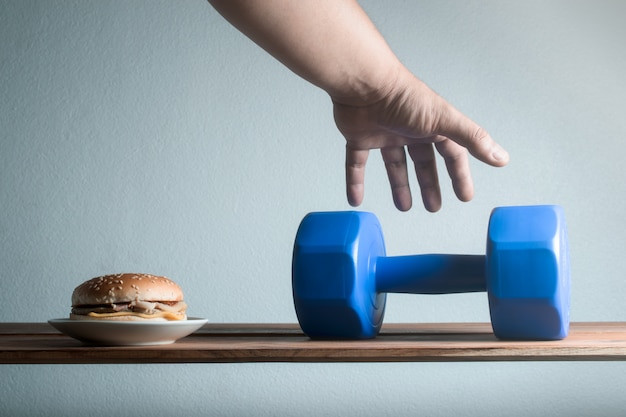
328,61,407,107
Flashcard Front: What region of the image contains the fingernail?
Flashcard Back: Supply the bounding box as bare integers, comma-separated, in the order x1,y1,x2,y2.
492,146,509,162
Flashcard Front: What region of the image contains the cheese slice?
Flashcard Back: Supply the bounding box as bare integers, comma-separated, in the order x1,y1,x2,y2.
87,310,186,320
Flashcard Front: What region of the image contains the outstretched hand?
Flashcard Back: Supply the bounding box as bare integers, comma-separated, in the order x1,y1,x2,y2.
333,69,509,212
208,0,509,212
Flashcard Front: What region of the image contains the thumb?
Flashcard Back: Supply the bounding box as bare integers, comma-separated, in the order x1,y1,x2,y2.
436,100,509,167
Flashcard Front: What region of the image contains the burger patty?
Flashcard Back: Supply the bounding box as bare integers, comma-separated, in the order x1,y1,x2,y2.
71,300,186,316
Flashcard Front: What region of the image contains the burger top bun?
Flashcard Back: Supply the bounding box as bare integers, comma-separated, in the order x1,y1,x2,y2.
72,273,184,306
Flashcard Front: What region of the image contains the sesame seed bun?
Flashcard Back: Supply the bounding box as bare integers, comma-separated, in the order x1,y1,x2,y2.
72,273,183,306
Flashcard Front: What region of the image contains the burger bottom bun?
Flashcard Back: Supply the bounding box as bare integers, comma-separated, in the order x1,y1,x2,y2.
69,313,187,322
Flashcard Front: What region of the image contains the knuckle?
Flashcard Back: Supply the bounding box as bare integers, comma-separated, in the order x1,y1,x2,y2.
471,126,491,146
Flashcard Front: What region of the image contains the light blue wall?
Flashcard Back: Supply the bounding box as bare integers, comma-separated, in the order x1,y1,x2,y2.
1,1,625,416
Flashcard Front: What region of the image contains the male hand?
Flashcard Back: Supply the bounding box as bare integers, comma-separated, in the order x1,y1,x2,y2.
208,0,509,212
333,70,509,212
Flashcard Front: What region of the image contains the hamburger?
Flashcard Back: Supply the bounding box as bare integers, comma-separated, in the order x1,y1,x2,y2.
70,273,188,321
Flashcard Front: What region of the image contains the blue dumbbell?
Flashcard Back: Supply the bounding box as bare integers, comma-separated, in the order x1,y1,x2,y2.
292,205,570,340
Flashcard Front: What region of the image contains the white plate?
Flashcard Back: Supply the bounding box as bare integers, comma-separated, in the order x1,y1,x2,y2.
48,317,208,346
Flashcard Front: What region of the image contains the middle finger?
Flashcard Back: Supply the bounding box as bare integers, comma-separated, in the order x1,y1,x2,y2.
407,143,442,212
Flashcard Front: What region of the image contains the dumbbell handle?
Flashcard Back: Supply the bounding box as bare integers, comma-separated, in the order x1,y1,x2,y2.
376,254,486,294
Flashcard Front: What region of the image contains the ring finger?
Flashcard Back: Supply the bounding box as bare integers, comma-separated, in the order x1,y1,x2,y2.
381,146,412,211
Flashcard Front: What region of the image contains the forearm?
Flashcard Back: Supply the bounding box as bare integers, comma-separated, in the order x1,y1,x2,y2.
208,0,403,104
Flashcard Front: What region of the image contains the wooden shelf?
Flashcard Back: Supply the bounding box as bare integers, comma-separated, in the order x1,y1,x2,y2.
2,322,626,364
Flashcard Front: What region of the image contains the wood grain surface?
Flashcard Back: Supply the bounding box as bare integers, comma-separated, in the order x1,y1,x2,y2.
2,322,626,364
